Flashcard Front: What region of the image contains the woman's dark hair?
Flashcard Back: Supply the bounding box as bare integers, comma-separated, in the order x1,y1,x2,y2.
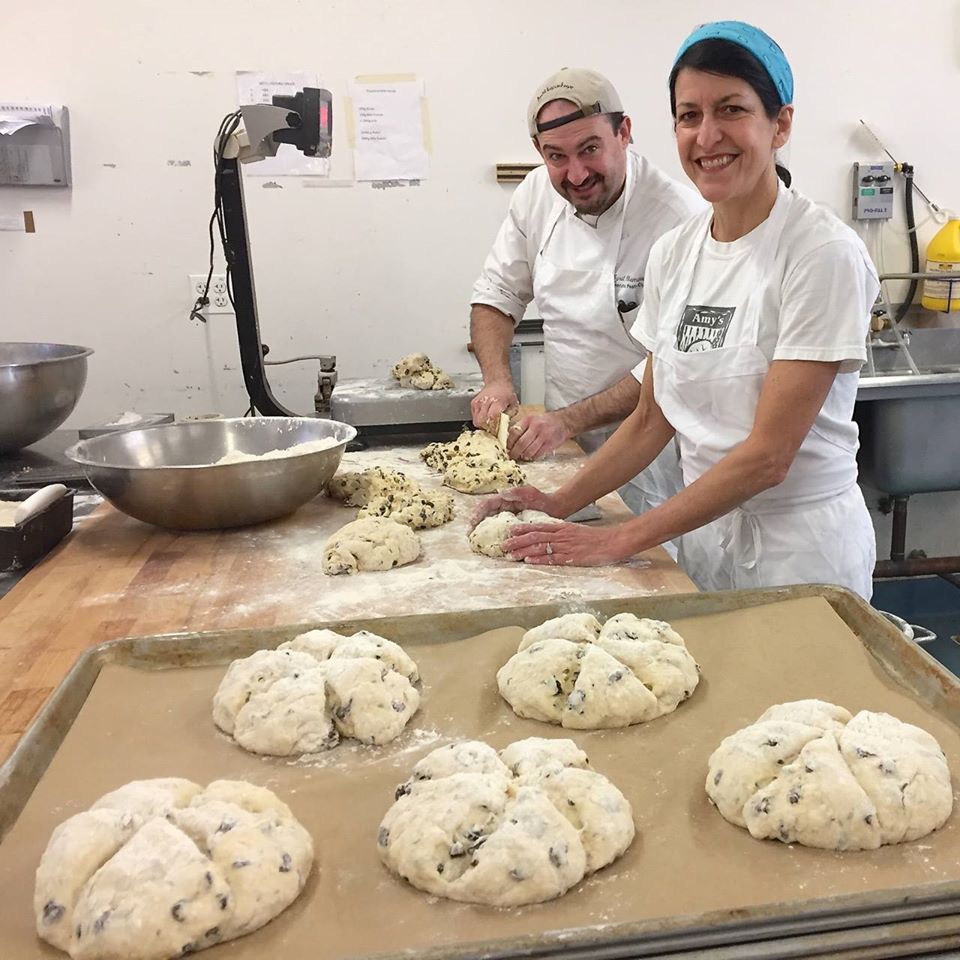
669,38,791,187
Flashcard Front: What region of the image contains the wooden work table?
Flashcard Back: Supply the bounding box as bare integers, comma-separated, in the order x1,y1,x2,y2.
0,442,695,764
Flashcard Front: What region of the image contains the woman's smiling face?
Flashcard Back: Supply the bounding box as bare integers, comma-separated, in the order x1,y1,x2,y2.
672,67,792,205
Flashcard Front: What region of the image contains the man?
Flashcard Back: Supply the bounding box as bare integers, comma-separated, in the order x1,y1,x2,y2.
469,67,705,532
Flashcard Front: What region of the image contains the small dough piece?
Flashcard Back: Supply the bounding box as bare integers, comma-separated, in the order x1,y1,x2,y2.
212,649,320,736
706,701,953,851
214,635,421,756
319,657,421,746
598,614,686,646
35,779,313,960
499,612,699,728
744,733,881,850
562,645,659,729
396,741,510,798
322,517,421,576
328,630,420,682
391,352,454,390
444,454,526,494
469,510,562,558
499,737,590,777
327,467,419,507
378,737,634,906
358,490,455,529
497,638,583,724
840,710,952,845
519,613,602,650
233,673,338,756
421,430,506,471
517,764,635,873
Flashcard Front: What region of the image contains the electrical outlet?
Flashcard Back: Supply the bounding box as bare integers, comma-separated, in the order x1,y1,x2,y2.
188,273,232,315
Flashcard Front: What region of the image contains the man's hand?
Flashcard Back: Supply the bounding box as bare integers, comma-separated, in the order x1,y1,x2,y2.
502,522,634,567
468,485,561,531
507,411,571,461
471,381,518,429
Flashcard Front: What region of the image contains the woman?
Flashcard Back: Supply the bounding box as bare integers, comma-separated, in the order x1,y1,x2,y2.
473,20,880,600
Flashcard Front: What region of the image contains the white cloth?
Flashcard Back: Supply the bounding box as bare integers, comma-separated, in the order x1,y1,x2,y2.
632,183,880,599
472,151,705,521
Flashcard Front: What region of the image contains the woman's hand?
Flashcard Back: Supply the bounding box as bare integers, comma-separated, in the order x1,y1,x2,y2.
503,521,635,567
468,485,561,531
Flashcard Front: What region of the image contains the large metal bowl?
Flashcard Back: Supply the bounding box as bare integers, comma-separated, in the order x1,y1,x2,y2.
0,342,94,454
65,417,357,530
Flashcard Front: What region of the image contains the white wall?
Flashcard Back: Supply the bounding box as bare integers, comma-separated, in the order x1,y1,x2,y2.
3,0,960,559
2,0,957,423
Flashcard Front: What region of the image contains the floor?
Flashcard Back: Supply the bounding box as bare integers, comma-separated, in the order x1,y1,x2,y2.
872,576,960,677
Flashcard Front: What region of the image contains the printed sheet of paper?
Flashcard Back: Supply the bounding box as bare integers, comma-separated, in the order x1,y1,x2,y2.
0,103,54,136
349,78,429,181
235,71,331,177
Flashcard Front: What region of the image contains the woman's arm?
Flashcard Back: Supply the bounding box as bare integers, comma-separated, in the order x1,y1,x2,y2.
470,358,675,527
506,358,841,565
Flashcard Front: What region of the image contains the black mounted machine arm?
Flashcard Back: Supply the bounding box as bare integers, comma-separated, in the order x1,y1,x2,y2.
212,89,334,416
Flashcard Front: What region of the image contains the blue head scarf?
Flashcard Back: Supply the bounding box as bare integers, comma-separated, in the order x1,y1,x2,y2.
673,21,794,106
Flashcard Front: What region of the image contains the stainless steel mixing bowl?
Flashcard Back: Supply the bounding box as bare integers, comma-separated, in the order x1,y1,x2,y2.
66,417,357,530
0,342,94,454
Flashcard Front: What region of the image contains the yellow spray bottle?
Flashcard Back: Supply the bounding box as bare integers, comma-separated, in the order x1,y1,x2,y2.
922,215,960,312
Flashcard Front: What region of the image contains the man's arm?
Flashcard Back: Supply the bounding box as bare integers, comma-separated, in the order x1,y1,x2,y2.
470,304,519,426
509,374,642,461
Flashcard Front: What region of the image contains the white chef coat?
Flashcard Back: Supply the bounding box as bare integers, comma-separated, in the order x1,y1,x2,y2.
632,183,880,599
471,151,705,525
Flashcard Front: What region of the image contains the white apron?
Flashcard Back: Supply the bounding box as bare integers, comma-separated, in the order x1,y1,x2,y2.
532,160,683,539
652,192,876,600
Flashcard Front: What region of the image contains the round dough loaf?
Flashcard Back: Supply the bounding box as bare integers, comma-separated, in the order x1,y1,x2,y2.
469,510,563,558
327,467,419,507
706,699,954,850
213,629,421,755
420,429,526,494
358,490,455,529
391,352,453,390
378,737,634,906
498,613,699,728
322,516,420,576
35,779,312,960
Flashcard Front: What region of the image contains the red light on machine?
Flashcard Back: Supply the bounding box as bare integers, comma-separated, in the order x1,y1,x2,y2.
319,101,330,132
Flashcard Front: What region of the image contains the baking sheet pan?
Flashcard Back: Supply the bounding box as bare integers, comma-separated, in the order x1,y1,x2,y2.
4,587,960,959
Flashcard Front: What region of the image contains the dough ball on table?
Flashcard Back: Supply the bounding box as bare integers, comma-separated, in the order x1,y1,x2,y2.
443,454,526,494
322,517,421,576
469,510,562,558
377,737,634,906
391,352,454,390
499,737,590,777
519,613,602,650
358,490,455,529
420,429,508,471
35,779,313,960
706,701,953,850
498,612,700,728
213,635,421,756
327,467,420,507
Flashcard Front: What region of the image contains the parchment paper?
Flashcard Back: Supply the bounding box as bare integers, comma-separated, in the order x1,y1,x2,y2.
3,596,960,959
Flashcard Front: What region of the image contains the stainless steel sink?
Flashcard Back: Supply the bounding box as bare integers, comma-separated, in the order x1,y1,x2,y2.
856,328,960,495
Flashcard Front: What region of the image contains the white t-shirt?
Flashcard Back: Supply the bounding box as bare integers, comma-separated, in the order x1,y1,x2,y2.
631,186,880,500
471,151,705,348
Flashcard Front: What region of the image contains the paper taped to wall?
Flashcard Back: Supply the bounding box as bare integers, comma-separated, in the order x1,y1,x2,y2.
348,78,429,182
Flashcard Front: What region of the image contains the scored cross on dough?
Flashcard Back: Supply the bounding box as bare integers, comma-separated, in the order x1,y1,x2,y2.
497,612,700,728
379,737,634,906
